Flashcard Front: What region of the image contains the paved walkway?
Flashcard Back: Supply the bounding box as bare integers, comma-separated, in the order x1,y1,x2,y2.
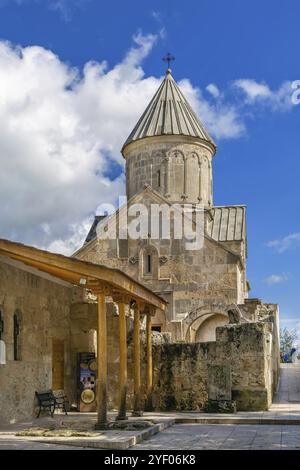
272,363,300,407
0,439,93,450
134,424,300,450
134,364,300,450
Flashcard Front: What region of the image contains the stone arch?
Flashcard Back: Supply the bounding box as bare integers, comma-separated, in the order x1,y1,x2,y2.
183,303,229,342
185,151,201,202
199,154,211,206
166,149,185,199
194,314,228,342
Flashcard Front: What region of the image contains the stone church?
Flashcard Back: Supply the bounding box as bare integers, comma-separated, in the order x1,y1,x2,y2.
0,67,281,423
75,68,250,343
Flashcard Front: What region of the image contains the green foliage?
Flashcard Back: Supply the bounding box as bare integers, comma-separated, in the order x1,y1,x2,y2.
280,327,298,361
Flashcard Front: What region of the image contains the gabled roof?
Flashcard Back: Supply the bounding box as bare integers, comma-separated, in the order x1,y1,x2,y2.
122,69,216,153
207,205,246,242
85,215,106,244
77,185,243,267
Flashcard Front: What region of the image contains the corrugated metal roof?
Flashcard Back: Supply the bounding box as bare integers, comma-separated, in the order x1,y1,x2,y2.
122,69,216,151
208,206,246,242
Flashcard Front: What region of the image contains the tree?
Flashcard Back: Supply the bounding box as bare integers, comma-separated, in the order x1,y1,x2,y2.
280,327,298,361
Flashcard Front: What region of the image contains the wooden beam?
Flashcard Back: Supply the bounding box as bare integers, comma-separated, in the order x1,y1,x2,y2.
145,313,153,411
116,301,127,420
0,239,166,310
95,292,108,429
132,305,142,417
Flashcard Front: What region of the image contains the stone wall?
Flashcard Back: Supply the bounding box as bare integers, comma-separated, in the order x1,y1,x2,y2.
124,137,214,207
0,258,73,423
152,320,280,412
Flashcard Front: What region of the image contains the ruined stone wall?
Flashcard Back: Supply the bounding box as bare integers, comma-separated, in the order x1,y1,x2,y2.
0,259,73,423
152,321,279,412
152,342,210,411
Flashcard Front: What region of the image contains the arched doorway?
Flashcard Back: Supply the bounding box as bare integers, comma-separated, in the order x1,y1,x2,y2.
183,303,230,342
195,314,228,342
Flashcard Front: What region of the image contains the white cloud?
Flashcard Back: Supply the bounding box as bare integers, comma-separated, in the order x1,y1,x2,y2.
206,83,221,99
0,32,298,255
179,79,245,140
234,79,271,100
263,273,289,285
233,79,293,111
267,233,300,253
0,32,252,255
0,34,162,254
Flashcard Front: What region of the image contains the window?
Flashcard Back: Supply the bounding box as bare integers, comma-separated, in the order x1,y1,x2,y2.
140,245,159,280
13,313,21,361
157,169,161,188
145,254,152,274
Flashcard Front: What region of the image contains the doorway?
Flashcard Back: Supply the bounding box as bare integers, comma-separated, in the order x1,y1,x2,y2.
52,338,64,390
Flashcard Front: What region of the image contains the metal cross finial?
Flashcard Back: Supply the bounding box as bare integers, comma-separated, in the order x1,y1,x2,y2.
162,53,175,72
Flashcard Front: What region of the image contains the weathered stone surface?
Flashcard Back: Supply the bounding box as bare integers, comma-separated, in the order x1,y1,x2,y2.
232,389,269,411
207,364,231,401
152,321,279,412
0,259,74,423
204,399,237,413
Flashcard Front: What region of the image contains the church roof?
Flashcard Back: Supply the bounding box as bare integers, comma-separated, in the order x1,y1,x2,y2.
84,215,106,244
207,206,246,242
122,69,216,152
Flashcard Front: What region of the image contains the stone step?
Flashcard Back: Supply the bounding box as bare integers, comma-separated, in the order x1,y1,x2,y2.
174,417,300,425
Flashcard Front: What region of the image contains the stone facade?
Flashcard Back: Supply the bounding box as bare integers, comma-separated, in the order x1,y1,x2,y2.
0,257,74,423
124,136,214,207
75,186,248,342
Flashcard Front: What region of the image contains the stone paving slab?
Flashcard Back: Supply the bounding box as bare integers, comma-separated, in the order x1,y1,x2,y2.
134,424,300,450
0,439,94,450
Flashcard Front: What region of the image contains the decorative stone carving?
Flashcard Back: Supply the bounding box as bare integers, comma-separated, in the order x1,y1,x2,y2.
129,256,139,265
159,256,168,265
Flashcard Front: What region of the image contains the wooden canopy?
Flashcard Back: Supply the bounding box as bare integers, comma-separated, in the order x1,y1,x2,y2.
0,238,167,312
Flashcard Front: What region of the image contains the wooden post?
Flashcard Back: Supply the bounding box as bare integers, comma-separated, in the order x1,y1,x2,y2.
95,292,108,429
116,301,127,420
145,312,153,411
132,304,143,416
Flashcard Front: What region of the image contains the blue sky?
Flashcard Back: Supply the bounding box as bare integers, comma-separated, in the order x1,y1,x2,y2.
0,0,299,332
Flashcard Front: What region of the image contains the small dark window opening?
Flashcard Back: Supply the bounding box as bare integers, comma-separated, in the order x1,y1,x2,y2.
152,325,161,333
13,314,20,361
146,254,152,274
0,309,4,341
157,170,161,187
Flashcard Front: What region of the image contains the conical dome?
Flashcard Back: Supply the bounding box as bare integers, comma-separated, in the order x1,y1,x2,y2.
122,69,216,154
